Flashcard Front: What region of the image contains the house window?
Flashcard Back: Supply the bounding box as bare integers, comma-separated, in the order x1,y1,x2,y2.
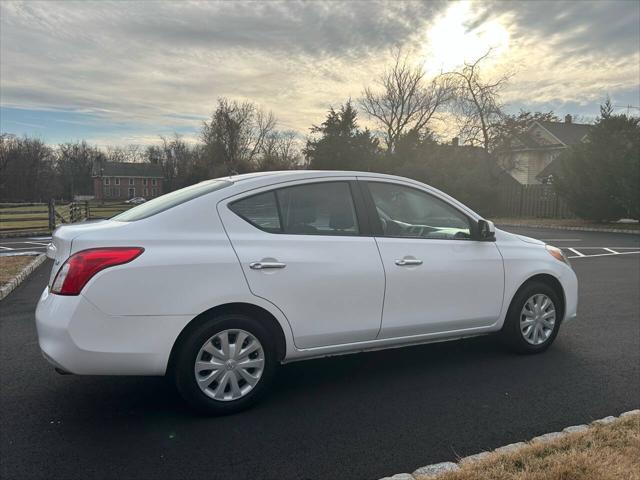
115,177,120,185
152,179,157,186
104,177,110,186
129,178,134,186
152,188,157,196
143,178,148,186
144,188,148,197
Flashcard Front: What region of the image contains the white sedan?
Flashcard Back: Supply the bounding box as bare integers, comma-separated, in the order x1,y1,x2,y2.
36,171,578,414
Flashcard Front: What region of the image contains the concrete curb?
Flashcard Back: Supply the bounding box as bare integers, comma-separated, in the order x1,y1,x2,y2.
0,254,47,301
495,222,640,235
379,409,640,479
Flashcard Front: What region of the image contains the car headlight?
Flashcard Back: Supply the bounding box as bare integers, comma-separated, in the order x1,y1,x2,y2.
546,244,571,267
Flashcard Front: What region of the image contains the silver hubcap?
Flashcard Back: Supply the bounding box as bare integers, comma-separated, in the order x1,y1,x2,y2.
520,294,556,345
194,329,265,402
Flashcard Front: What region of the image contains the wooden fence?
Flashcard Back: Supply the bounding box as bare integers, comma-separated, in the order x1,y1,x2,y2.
0,200,133,236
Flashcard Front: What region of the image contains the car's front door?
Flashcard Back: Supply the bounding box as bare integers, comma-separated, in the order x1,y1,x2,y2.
218,179,385,349
362,180,505,339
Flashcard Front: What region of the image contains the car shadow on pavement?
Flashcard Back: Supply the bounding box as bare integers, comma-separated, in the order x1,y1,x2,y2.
45,334,507,421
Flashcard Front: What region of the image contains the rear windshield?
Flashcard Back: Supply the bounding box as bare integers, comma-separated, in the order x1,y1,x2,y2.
112,179,231,221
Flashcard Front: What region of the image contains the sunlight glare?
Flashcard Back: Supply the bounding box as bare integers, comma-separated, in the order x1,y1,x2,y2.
424,1,510,73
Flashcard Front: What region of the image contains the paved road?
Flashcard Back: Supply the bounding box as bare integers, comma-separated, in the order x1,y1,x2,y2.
1,227,638,480
0,236,51,256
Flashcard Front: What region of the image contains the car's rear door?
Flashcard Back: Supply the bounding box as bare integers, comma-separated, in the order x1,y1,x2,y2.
360,179,505,339
218,178,385,349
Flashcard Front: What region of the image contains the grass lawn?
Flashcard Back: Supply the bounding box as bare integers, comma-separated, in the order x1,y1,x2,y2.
0,255,38,287
418,413,640,480
0,219,50,230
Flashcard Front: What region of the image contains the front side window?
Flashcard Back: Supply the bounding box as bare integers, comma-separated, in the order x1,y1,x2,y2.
230,181,359,236
367,182,471,240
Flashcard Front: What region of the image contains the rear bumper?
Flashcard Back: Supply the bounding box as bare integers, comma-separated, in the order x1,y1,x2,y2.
35,288,191,375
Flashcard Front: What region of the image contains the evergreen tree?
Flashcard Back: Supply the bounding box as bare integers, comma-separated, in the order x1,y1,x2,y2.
304,101,380,171
554,106,639,221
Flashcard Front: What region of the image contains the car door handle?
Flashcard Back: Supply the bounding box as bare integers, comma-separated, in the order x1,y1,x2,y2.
249,261,287,270
395,258,423,266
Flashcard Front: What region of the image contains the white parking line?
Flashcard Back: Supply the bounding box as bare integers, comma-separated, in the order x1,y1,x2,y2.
603,248,619,254
567,248,585,257
566,247,639,249
567,250,640,259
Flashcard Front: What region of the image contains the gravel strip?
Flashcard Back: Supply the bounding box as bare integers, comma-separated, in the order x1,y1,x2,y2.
0,254,46,301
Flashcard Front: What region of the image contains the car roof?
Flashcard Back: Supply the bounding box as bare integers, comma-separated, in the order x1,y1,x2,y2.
222,170,422,187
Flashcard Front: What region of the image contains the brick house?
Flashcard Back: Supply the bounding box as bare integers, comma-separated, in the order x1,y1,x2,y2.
498,115,592,184
93,162,164,201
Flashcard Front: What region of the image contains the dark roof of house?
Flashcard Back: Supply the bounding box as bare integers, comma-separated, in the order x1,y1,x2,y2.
95,161,164,178
537,121,592,146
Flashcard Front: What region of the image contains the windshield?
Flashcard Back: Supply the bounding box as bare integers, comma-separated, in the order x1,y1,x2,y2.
112,179,231,221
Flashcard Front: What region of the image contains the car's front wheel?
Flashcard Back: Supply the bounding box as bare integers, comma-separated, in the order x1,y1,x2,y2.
172,313,276,415
501,281,562,353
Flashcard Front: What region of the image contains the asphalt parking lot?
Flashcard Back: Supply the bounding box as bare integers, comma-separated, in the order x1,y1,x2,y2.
1,227,638,480
0,236,50,256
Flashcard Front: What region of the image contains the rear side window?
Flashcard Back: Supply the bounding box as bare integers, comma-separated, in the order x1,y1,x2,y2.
229,191,281,233
113,180,231,221
229,181,359,236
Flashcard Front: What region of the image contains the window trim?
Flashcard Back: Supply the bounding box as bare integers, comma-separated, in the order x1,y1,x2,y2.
228,180,369,237
360,180,479,241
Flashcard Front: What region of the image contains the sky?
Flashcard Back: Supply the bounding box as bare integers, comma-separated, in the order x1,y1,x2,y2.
1,0,639,147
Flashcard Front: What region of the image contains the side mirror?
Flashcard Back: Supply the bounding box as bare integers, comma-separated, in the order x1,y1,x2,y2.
477,219,496,241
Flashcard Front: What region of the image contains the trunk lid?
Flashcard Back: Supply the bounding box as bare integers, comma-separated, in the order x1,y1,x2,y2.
47,220,123,286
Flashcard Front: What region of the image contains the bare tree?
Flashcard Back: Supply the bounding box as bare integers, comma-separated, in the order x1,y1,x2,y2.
201,98,277,175
360,51,455,153
448,50,512,152
258,130,301,171
106,145,145,163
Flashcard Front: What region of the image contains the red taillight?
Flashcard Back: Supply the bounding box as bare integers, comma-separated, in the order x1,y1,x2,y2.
51,247,144,296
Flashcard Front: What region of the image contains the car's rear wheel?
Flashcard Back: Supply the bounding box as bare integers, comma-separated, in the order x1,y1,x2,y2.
501,281,561,354
173,313,276,415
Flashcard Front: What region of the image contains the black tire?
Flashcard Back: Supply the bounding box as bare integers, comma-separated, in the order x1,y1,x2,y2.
500,281,562,354
172,312,277,415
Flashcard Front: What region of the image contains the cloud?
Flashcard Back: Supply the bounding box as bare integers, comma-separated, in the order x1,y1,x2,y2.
1,0,638,145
